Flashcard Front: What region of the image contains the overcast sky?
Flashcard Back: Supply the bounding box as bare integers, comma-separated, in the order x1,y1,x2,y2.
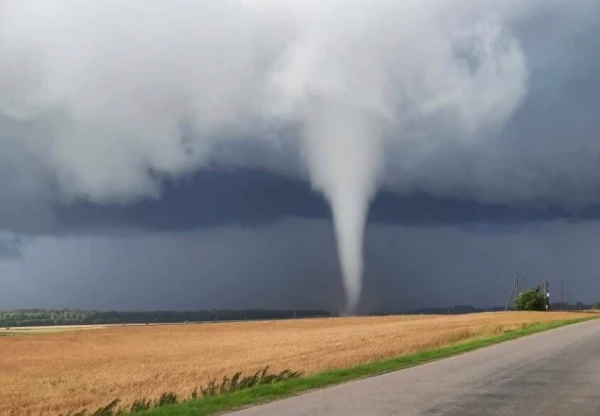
1,1,599,312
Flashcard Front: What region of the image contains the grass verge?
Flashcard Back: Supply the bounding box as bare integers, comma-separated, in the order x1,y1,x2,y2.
132,316,596,416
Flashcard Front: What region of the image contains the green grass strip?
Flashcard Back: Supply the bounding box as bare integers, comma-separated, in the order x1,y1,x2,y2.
134,316,597,416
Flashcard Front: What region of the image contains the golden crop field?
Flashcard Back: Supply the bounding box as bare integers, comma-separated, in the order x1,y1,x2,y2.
0,311,592,415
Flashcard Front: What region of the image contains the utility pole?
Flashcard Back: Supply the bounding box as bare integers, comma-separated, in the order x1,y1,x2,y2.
542,278,550,311
505,275,518,311
293,296,330,319
560,280,564,310
293,295,297,319
541,278,546,310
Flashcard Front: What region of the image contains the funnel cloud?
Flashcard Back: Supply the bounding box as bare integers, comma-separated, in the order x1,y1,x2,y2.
0,0,599,310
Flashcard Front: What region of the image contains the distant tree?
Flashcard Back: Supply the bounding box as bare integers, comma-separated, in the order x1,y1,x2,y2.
514,289,546,311
0,308,332,327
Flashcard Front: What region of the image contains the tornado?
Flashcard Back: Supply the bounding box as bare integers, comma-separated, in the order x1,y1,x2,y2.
302,102,385,312
0,0,540,313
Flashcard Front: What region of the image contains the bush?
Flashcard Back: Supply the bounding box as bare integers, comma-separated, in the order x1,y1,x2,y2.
514,289,546,311
130,398,151,412
62,367,302,415
200,367,302,397
156,392,177,406
91,399,120,416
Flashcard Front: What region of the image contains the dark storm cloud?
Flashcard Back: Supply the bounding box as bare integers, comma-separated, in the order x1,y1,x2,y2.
0,0,599,238
0,115,58,234
383,10,600,207
1,1,600,312
0,233,24,259
56,168,600,235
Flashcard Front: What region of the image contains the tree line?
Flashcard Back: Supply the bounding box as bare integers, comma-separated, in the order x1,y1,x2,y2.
0,309,332,327
514,288,597,311
2,299,596,327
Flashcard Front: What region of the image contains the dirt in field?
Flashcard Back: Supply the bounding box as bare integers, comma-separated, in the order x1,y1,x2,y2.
0,311,592,415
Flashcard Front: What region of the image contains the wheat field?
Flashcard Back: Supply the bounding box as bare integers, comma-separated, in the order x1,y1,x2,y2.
0,311,591,415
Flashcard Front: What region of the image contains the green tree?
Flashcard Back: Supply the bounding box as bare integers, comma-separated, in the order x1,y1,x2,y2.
514,289,546,311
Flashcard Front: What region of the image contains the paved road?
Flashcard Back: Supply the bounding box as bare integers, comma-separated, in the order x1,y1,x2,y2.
228,319,600,416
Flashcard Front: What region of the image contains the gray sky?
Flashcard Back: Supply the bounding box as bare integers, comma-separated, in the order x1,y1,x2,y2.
1,1,600,312
1,218,598,311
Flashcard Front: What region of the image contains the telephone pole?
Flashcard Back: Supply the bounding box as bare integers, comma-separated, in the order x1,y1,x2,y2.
505,275,519,311
293,295,297,319
560,280,564,310
541,278,550,310
293,296,330,319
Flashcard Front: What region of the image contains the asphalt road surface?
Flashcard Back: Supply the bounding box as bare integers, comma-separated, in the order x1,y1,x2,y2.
228,319,600,416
